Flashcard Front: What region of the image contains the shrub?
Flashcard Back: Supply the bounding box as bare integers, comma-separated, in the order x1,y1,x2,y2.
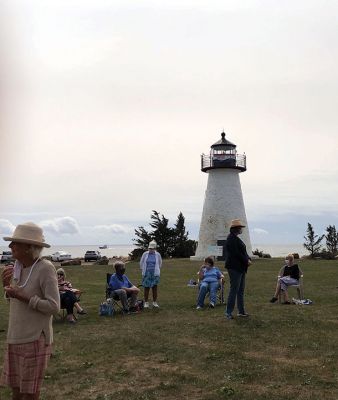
318,249,334,260
61,259,81,266
262,253,271,258
129,248,145,261
253,248,263,258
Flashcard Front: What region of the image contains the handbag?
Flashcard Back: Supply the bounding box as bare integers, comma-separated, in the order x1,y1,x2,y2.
99,300,113,316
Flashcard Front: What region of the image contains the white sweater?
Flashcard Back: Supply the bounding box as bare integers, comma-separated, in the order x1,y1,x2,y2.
140,251,162,276
6,259,60,345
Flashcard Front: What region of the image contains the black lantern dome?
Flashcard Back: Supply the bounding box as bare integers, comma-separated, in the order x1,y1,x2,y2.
201,132,246,172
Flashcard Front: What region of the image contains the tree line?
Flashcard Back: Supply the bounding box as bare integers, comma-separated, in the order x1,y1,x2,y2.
130,210,197,260
304,223,338,259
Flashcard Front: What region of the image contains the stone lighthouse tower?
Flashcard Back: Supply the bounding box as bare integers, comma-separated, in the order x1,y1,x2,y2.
192,132,252,260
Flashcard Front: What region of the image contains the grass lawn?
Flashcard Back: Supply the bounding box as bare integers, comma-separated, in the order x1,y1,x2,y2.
1,258,338,400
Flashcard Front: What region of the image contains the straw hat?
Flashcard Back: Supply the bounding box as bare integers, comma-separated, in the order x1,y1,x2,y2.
3,222,50,248
148,240,157,249
230,219,246,228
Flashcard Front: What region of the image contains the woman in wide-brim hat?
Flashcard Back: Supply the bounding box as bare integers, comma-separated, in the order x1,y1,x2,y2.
140,241,162,308
224,219,252,320
1,222,60,400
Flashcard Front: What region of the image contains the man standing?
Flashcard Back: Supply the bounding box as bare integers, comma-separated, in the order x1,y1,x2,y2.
225,219,252,319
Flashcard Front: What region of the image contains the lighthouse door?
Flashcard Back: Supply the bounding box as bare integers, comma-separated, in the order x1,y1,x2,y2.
217,239,228,262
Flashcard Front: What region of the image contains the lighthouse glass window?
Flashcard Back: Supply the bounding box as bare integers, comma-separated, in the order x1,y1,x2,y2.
212,149,237,167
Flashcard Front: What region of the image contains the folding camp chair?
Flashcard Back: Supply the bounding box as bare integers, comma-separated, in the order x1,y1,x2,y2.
277,266,304,303
57,289,82,321
196,273,226,306
105,273,126,313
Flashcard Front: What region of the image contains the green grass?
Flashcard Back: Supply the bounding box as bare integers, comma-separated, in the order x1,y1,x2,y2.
1,258,338,399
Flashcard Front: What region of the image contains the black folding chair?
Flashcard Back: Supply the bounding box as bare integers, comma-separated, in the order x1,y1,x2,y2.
105,273,124,313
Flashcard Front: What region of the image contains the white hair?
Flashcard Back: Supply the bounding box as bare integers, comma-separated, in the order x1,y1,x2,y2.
28,245,43,259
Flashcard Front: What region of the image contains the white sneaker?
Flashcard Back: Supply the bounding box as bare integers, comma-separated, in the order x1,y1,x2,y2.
196,305,202,310
144,302,150,308
152,301,159,308
209,302,215,308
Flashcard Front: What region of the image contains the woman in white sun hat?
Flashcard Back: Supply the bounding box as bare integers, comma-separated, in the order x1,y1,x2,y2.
140,241,162,308
1,222,60,400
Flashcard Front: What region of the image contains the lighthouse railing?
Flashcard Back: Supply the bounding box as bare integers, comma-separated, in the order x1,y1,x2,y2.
201,153,246,171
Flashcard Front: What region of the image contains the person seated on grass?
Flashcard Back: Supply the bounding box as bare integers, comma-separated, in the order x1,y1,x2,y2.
108,261,140,313
196,257,224,310
57,268,86,323
270,254,300,304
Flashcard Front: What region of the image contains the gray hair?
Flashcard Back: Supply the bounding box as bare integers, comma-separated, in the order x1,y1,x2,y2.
27,245,43,259
114,261,125,271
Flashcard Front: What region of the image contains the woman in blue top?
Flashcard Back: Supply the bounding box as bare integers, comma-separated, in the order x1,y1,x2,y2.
140,241,162,308
196,257,224,309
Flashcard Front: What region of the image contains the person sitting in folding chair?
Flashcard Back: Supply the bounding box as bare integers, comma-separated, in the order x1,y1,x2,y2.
108,261,140,314
196,257,224,310
270,254,301,304
57,268,86,323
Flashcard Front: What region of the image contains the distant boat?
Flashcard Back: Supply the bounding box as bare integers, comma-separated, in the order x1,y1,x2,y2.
99,245,108,249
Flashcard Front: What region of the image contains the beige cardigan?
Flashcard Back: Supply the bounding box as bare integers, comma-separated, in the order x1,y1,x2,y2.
7,259,60,345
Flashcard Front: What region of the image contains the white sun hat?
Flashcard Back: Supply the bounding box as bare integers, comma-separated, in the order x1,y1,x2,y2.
3,222,50,248
148,240,157,249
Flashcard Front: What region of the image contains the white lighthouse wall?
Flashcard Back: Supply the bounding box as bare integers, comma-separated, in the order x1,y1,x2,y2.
193,169,252,259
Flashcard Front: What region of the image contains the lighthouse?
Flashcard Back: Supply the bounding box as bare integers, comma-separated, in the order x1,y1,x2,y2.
192,132,252,260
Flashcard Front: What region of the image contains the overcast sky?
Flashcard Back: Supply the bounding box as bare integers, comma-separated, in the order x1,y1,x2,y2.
1,0,337,246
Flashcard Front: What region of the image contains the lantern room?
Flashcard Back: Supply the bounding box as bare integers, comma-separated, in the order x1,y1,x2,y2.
201,132,246,172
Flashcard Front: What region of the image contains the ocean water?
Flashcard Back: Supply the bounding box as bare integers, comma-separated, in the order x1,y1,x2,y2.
0,244,135,258
0,243,306,258
252,243,306,258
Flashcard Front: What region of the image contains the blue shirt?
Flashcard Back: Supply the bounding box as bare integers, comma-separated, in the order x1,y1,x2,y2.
146,253,156,273
201,267,222,283
109,273,133,290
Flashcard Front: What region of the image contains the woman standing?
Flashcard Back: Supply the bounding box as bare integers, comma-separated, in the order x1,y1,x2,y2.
225,219,252,320
140,241,162,308
1,222,60,400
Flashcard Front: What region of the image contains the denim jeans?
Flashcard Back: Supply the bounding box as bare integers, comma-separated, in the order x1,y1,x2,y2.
197,281,219,307
225,269,246,315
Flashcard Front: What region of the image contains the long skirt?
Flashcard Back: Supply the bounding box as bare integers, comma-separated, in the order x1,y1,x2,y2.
0,334,52,394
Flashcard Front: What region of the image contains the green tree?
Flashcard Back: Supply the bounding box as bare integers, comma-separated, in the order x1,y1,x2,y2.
149,210,175,257
133,226,152,251
325,225,338,259
130,210,196,259
130,226,153,260
303,223,324,258
172,212,196,257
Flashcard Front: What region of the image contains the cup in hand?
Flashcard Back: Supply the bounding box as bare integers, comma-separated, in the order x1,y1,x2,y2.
2,264,14,287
